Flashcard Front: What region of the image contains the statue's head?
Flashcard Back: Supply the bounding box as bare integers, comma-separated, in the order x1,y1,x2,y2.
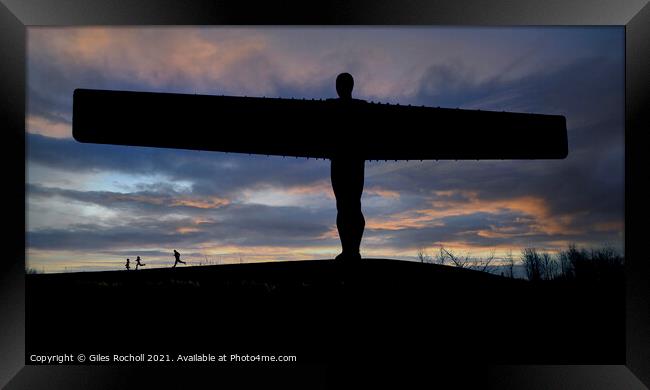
336,72,354,100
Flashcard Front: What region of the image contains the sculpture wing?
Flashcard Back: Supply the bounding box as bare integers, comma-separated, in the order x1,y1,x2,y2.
73,88,567,160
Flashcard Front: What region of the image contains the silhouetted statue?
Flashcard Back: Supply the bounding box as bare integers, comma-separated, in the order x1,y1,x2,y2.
135,256,146,270
330,73,366,262
73,73,568,264
125,258,130,271
172,250,186,268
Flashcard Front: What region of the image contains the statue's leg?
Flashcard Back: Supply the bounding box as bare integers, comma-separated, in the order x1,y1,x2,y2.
331,158,365,260
350,159,365,255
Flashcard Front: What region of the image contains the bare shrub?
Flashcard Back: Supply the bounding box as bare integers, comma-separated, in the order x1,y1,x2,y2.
439,247,496,273
504,250,515,278
417,248,432,263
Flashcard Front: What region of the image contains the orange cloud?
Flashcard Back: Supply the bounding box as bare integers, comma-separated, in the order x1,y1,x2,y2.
193,244,340,263
171,196,230,209
367,190,584,237
317,225,339,240
28,27,441,101
176,226,201,234
107,193,229,209
365,186,401,199
476,225,523,239
31,27,272,92
27,115,71,138
366,214,444,231
285,181,335,198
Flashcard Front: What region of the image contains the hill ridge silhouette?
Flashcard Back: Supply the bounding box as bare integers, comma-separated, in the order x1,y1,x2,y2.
26,257,622,364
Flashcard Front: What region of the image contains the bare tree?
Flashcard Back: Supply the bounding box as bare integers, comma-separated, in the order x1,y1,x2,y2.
440,247,472,268
475,250,496,273
417,248,432,263
522,248,542,281
434,248,446,266
439,246,496,273
541,252,558,280
504,250,515,278
418,246,501,274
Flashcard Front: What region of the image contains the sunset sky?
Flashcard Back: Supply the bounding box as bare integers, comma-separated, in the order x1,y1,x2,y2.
26,27,624,273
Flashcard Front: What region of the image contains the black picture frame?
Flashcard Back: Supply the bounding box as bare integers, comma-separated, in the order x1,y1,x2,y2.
1,0,648,388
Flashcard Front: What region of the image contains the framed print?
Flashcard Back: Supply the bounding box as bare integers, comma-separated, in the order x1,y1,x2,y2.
1,0,649,388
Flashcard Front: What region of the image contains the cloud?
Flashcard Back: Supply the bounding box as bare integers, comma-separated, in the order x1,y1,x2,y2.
28,183,230,212
26,115,71,139
27,182,337,252
363,186,622,254
25,27,625,271
27,133,332,197
26,27,622,138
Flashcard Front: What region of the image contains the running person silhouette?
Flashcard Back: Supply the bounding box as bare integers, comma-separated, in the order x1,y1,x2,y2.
172,250,186,268
135,256,146,270
125,258,130,271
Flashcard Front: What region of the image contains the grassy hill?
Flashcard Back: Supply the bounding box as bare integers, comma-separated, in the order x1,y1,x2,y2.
26,258,623,365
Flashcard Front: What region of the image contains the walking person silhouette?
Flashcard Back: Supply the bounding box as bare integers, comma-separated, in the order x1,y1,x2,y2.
125,258,130,271
329,73,366,262
172,250,186,268
135,256,146,270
